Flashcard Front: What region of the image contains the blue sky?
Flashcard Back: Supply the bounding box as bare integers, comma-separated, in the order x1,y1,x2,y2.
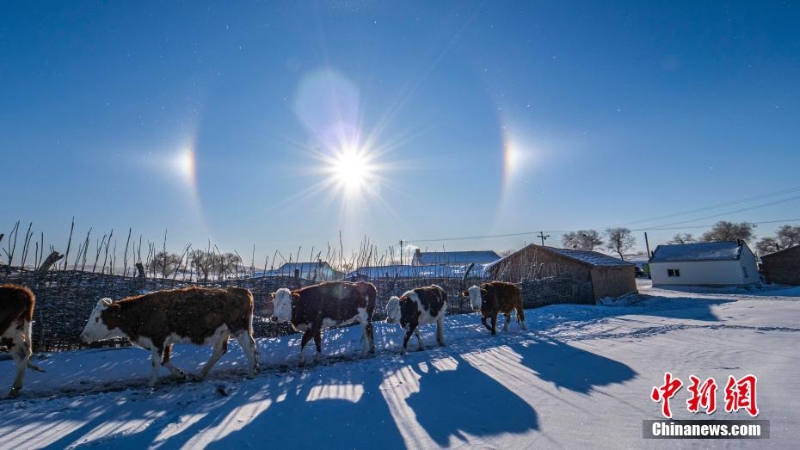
2,1,799,267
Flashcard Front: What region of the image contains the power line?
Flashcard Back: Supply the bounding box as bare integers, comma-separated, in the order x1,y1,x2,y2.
406,218,800,244
630,195,800,231
615,186,800,228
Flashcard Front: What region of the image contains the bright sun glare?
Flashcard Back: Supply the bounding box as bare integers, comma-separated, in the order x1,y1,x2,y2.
330,147,372,195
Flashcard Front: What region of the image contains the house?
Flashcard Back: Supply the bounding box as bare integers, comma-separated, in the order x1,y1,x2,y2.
648,241,760,287
412,250,501,266
759,245,800,285
344,263,490,281
486,244,637,302
257,261,343,281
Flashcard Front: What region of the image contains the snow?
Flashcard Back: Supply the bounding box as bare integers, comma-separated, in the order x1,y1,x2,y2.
1,280,799,449
650,241,744,262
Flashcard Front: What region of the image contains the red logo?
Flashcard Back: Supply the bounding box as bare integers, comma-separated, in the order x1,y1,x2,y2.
651,372,683,418
724,374,759,417
686,375,717,414
652,373,758,418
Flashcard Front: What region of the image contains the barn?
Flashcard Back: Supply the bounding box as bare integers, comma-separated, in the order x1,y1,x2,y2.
759,245,800,285
412,250,501,266
486,244,637,302
257,261,343,281
648,241,760,287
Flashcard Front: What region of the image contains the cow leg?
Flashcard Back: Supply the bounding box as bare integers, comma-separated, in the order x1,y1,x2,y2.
8,332,31,398
234,331,259,376
366,322,375,354
517,306,527,330
490,315,497,336
313,329,323,363
436,314,446,346
149,346,165,387
481,316,492,332
299,329,314,366
359,322,373,358
161,344,187,380
503,312,511,331
414,326,425,351
199,335,229,379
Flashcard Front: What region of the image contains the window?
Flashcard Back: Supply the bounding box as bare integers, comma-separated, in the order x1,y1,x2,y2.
668,269,681,277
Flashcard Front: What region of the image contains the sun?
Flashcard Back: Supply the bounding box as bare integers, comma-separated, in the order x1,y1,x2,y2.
331,147,372,194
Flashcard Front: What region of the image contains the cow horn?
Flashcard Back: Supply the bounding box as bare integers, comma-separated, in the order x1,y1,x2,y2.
101,298,113,306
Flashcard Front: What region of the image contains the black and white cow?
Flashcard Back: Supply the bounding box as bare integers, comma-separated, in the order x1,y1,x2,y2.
1,284,44,397
80,286,259,386
463,281,526,335
271,281,376,365
385,284,447,354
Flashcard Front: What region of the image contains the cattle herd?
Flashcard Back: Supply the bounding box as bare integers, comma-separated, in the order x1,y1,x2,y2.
0,280,526,397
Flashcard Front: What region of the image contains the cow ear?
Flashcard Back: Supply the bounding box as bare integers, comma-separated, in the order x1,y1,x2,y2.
292,293,301,300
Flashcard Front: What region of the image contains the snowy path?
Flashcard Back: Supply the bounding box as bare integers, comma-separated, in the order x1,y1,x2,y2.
1,283,799,449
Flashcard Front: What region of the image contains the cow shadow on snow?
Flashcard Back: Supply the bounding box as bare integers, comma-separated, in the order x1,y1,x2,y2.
514,335,637,395
404,352,539,447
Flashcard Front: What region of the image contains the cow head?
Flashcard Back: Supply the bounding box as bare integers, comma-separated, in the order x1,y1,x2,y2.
80,298,125,343
271,288,295,322
464,285,484,311
385,296,402,324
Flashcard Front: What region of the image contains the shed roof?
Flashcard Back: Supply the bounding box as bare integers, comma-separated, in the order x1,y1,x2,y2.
543,247,635,267
416,250,501,265
345,263,489,280
486,244,634,269
760,244,800,260
649,241,743,263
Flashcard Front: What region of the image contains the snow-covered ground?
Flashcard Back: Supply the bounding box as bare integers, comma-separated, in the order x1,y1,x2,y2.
2,280,799,449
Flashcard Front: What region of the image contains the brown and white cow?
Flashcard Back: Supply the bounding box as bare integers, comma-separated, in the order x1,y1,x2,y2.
1,284,44,397
271,281,376,365
386,284,447,354
80,286,259,387
462,281,526,335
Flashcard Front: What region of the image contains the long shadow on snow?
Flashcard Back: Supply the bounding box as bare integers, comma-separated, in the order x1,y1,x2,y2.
515,335,637,395
404,352,538,447
200,360,408,450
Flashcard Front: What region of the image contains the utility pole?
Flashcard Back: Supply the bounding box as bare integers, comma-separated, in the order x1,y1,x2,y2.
399,239,404,265
537,231,549,246
644,232,652,258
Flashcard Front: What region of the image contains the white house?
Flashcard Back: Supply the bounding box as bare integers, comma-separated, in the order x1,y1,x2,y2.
648,241,760,287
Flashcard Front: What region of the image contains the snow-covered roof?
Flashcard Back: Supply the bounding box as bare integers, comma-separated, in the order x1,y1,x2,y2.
542,247,635,267
345,263,490,280
415,251,501,265
255,261,341,278
760,244,800,260
484,245,634,270
649,241,743,263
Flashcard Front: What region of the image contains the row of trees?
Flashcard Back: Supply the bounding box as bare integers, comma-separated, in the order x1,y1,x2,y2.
668,221,800,255
561,221,800,260
561,227,636,260
150,250,243,281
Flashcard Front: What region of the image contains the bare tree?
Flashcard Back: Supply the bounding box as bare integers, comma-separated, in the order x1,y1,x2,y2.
216,253,242,279
755,237,781,255
191,249,215,282
755,225,800,255
699,221,756,243
152,251,182,277
668,233,695,245
561,230,603,251
605,227,636,260
775,225,800,248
